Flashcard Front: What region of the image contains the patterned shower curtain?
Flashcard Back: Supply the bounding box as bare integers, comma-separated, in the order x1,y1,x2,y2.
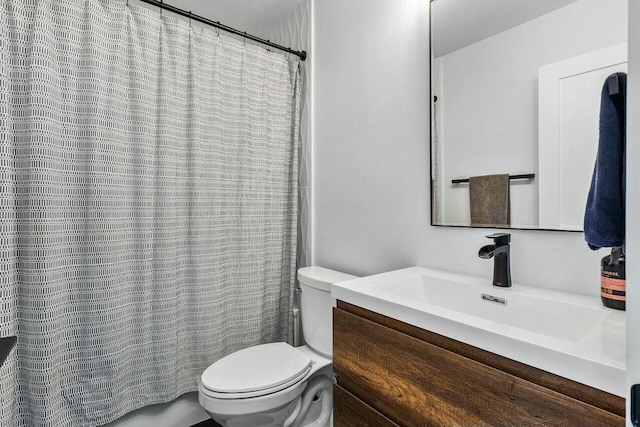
0,1,301,425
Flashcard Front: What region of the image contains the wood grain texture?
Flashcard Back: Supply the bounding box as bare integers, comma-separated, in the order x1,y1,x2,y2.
334,306,624,427
338,301,625,418
334,384,400,427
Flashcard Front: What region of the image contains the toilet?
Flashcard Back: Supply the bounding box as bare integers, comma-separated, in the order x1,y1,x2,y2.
198,267,357,427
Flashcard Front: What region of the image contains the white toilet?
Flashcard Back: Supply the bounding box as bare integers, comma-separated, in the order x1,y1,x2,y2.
198,267,357,427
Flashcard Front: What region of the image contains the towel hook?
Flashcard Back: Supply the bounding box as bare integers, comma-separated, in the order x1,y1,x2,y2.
607,74,620,96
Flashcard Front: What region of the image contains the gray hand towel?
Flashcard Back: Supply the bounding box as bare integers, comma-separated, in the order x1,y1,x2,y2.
469,174,510,227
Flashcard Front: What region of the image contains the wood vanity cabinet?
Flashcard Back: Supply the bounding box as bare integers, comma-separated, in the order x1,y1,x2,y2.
333,301,625,427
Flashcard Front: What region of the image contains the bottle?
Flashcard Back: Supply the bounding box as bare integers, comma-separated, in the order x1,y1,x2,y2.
600,248,625,310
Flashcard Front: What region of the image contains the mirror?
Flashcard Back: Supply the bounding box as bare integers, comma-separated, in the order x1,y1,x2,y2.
430,0,628,230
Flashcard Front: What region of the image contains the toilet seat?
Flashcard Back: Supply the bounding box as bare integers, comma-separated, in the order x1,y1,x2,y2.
200,342,313,399
200,365,311,399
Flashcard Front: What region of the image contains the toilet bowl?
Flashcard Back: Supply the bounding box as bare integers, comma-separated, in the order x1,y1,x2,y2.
198,267,357,427
198,344,332,427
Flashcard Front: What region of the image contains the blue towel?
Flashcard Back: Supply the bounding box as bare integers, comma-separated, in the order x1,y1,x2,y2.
584,72,626,250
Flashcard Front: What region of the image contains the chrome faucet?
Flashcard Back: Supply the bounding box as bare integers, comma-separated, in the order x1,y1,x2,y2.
479,233,512,288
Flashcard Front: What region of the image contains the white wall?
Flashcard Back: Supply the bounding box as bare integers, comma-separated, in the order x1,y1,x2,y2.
312,0,612,298
626,0,639,423
434,0,627,227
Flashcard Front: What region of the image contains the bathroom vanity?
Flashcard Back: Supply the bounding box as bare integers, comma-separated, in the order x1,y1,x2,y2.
331,267,626,427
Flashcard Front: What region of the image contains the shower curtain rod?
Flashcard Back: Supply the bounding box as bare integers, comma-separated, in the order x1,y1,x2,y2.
137,0,307,61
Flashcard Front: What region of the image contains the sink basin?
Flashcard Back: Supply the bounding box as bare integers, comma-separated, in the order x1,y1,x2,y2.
369,274,610,343
331,266,626,397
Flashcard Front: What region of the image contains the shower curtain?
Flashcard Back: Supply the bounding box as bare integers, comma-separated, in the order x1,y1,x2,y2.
0,1,301,425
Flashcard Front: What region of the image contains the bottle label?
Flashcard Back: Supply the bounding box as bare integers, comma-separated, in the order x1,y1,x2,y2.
601,277,626,301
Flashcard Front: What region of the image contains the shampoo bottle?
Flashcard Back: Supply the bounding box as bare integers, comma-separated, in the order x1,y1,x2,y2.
601,248,625,310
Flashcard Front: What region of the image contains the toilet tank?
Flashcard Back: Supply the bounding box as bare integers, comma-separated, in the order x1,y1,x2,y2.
297,267,357,357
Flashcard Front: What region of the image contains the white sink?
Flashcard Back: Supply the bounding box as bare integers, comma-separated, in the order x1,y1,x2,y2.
332,266,626,397
369,274,609,343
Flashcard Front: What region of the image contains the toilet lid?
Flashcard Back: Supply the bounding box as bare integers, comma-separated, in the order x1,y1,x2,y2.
201,342,312,395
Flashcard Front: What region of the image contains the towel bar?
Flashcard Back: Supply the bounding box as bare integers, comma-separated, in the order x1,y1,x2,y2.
452,174,535,184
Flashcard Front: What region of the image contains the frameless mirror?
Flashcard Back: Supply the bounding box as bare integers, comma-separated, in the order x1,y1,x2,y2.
430,0,628,230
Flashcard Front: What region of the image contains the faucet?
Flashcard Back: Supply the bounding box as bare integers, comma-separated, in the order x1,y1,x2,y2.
478,233,512,288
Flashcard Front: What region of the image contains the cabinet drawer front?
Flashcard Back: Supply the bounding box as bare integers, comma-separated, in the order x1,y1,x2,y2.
334,384,399,427
333,307,623,427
